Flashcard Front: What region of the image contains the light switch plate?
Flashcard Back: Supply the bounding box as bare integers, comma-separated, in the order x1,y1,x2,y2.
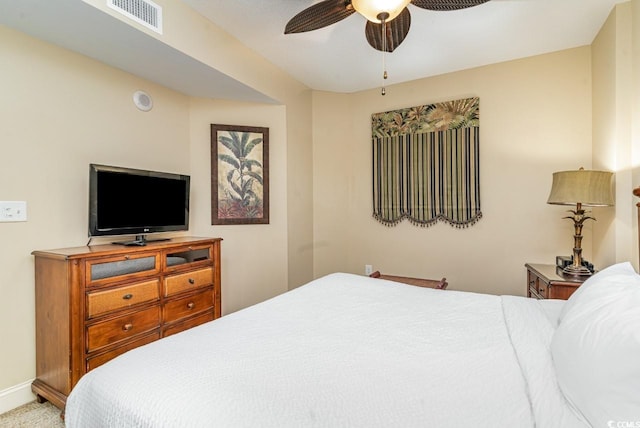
0,201,27,222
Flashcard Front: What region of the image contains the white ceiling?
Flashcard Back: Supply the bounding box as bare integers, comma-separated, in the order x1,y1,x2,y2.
0,0,628,100
183,0,627,93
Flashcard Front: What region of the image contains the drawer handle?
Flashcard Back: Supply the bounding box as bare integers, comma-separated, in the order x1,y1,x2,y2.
122,293,133,300
188,278,195,285
122,323,133,331
187,302,195,310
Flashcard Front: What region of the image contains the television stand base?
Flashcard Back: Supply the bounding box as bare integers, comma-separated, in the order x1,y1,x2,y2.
113,235,170,247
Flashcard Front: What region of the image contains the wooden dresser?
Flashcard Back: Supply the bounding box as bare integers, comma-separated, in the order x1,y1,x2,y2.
525,263,585,300
31,236,222,409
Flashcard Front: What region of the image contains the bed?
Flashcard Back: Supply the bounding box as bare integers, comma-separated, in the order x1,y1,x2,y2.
65,191,640,428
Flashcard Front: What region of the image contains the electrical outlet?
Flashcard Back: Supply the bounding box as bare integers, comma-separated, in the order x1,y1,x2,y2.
365,264,373,275
0,201,27,222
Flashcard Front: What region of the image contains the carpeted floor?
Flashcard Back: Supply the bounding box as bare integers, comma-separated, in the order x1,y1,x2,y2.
0,401,64,427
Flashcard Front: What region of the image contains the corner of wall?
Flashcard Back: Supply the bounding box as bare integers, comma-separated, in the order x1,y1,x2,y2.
0,380,35,415
591,1,637,269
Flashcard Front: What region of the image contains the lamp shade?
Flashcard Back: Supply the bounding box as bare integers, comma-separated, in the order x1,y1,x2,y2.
352,0,411,23
547,169,614,206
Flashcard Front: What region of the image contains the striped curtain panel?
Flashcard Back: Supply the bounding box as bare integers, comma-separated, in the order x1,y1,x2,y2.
372,98,482,227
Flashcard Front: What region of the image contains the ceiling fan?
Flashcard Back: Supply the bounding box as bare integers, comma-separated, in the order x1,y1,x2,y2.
285,0,491,52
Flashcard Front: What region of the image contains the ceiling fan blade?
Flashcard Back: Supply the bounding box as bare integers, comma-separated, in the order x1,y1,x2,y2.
410,0,490,11
365,7,411,52
285,0,356,34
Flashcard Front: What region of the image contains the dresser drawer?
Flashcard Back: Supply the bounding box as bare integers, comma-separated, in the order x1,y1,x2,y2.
87,306,160,352
164,289,214,324
536,278,549,298
86,332,160,371
165,267,213,297
87,280,160,319
164,244,214,272
163,311,214,338
527,270,549,299
86,252,160,286
526,264,585,300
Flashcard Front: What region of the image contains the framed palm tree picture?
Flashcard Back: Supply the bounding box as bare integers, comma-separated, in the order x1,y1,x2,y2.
211,124,269,225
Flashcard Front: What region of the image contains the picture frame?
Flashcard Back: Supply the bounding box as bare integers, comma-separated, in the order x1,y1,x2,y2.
211,124,269,225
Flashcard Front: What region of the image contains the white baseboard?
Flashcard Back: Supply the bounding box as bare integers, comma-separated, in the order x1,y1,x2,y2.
0,379,36,415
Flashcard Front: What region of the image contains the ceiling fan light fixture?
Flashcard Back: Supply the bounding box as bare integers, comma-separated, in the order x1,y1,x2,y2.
351,0,411,23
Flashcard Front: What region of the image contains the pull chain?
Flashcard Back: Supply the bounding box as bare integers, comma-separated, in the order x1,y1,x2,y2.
381,14,388,96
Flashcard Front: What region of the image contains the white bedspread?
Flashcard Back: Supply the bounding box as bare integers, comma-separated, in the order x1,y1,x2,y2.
65,273,586,428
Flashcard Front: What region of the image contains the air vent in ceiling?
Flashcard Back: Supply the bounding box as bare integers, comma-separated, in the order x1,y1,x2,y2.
108,0,163,34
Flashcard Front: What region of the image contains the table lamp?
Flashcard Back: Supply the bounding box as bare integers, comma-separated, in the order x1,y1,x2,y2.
547,167,614,276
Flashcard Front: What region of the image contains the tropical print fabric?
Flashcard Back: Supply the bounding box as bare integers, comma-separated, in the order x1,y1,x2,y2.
372,97,482,227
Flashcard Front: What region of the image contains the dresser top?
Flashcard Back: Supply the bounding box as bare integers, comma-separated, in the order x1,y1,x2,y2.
32,236,222,260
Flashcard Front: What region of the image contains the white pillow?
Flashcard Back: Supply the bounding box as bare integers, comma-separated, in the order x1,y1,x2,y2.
551,262,640,428
558,261,637,323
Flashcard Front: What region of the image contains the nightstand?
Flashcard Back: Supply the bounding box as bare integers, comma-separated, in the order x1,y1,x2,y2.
525,263,586,300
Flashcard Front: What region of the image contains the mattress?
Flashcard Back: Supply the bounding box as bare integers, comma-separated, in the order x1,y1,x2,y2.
65,273,587,427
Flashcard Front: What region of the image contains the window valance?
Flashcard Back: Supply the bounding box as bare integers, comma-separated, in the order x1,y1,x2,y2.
372,97,482,228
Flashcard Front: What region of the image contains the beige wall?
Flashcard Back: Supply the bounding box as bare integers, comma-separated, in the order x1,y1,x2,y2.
188,98,290,313
592,0,640,271
81,0,316,291
149,0,317,290
591,2,623,268
310,0,640,293
0,20,308,411
634,0,640,270
313,48,594,295
0,26,191,401
2,0,639,416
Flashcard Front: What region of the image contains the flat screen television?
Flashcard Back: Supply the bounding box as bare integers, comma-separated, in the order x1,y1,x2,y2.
89,164,190,245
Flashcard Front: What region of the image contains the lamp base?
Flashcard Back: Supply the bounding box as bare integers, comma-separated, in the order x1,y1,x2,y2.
562,264,593,276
